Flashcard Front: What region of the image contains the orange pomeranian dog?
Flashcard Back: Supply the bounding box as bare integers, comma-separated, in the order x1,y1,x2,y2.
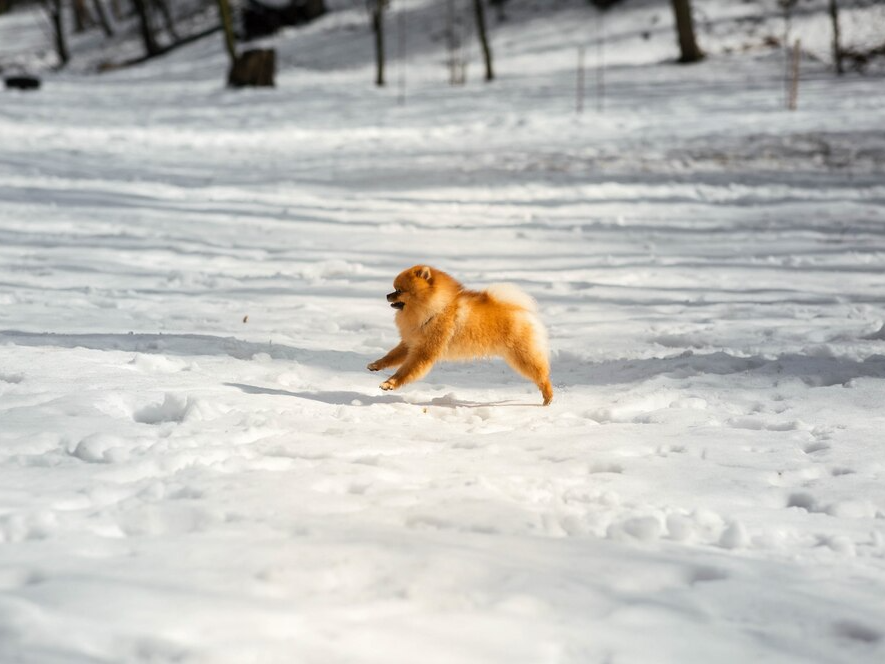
368,265,553,405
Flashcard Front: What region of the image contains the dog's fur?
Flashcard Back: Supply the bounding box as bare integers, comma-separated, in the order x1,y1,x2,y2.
368,265,553,405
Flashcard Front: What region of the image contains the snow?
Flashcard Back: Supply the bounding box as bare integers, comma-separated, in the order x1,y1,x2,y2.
1,0,885,662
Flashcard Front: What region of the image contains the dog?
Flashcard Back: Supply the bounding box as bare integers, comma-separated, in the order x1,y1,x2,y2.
368,265,553,405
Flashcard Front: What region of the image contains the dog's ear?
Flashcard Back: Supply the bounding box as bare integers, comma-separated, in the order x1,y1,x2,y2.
415,266,432,281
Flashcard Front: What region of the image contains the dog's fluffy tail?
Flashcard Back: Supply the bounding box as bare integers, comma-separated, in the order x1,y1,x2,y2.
485,283,538,312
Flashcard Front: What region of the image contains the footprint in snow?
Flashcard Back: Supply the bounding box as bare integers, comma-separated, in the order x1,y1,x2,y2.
0,568,46,591
588,462,624,474
727,416,804,432
133,394,195,425
803,441,831,454
786,492,823,512
833,620,883,644
830,467,855,476
687,565,730,585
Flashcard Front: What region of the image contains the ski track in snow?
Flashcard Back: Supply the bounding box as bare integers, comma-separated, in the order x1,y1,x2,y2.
1,1,885,662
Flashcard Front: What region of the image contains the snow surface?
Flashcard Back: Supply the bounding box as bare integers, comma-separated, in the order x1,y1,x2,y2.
1,1,885,662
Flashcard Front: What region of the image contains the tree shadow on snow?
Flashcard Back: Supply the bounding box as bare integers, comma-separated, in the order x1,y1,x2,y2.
8,330,877,395
553,350,885,388
0,330,369,372
1,330,542,405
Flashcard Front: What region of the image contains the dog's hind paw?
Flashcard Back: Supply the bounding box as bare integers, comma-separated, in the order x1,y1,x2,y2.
367,362,381,371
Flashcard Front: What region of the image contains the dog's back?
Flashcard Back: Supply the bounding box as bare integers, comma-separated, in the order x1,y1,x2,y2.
446,283,550,369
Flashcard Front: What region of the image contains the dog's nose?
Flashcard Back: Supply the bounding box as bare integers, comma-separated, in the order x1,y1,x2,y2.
386,291,399,302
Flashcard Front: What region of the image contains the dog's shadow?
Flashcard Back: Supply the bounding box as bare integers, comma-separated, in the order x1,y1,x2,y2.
225,383,540,408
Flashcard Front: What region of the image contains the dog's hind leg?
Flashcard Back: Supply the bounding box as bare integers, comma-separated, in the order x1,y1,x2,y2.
503,347,553,406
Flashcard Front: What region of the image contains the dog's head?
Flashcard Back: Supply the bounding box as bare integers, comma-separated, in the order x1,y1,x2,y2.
387,265,435,311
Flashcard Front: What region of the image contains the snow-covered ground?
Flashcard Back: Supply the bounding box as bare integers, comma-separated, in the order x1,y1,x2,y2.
1,1,885,662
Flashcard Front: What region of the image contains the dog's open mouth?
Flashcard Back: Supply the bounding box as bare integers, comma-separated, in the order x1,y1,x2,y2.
387,290,404,310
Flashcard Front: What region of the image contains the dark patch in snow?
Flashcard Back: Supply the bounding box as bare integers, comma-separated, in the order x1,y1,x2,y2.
227,383,406,406
786,492,822,513
0,330,370,372
0,371,24,384
833,620,883,644
688,566,729,585
802,441,831,454
554,350,885,388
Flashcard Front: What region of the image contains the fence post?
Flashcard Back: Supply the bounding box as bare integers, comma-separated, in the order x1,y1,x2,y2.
577,46,585,114
782,2,792,109
788,39,801,111
397,1,406,105
597,10,605,112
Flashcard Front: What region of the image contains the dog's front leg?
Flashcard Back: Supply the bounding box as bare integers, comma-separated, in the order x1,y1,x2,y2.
368,342,408,371
379,344,440,391
379,318,453,391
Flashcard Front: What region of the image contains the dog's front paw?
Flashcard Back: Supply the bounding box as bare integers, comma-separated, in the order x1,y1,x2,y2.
367,361,382,372
379,378,399,391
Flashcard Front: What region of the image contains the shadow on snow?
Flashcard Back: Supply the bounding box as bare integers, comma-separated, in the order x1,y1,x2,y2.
3,330,883,393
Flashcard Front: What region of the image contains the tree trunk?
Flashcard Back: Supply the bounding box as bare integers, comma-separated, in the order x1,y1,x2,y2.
228,49,276,88
216,0,275,88
670,0,704,64
490,0,507,22
372,4,385,87
45,0,70,66
73,0,93,33
829,0,843,74
92,0,115,37
473,0,494,81
446,0,463,84
153,0,179,42
132,0,161,56
216,0,237,64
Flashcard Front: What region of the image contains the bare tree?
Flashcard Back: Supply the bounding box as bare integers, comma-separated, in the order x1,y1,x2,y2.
780,0,797,107
73,0,94,33
153,0,180,42
43,0,70,66
217,0,237,63
489,0,508,22
132,0,161,56
370,1,385,86
473,0,494,81
670,0,704,63
829,0,844,74
447,0,464,85
109,0,124,20
92,0,115,37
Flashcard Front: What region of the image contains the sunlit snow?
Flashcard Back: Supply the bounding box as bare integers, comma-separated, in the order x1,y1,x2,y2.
1,1,884,662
